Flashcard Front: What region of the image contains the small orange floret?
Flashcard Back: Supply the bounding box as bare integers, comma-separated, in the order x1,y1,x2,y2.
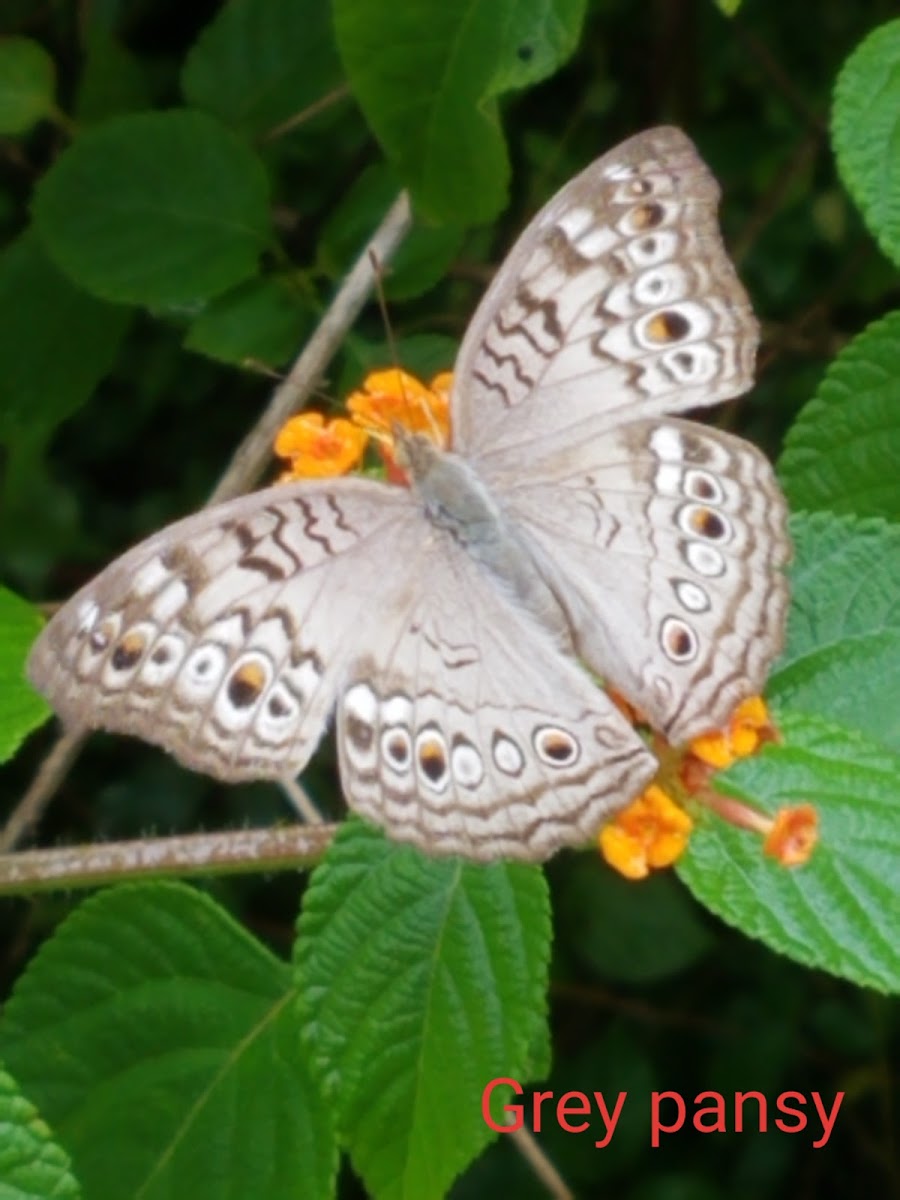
764,805,819,867
274,412,368,480
599,784,694,880
346,368,451,446
689,695,774,769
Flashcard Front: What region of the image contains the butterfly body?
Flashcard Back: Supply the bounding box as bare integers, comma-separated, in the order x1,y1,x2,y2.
28,128,790,861
399,429,567,638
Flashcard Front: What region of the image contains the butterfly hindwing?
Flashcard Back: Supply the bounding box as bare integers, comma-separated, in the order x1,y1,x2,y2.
335,533,657,861
489,416,790,743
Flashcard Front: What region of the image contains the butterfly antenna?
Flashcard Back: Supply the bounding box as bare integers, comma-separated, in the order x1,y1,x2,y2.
369,249,400,373
368,249,442,445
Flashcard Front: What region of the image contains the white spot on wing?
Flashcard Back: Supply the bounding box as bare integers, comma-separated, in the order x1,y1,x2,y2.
685,542,725,577
132,557,170,597
650,426,684,462
674,580,711,613
178,644,228,700
153,579,190,623
76,600,100,635
451,741,484,789
344,682,377,723
493,734,524,776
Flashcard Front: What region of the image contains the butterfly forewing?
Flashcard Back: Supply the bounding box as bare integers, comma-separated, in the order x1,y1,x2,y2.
28,479,419,781
451,126,759,461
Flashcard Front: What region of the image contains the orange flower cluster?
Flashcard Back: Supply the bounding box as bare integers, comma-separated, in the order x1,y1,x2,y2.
274,369,451,482
600,696,817,879
598,785,694,881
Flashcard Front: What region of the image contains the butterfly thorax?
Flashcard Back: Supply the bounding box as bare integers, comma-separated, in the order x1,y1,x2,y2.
398,429,569,642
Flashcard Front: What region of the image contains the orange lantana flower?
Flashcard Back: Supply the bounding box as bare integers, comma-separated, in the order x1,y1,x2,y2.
274,369,453,484
274,412,368,480
599,785,694,880
688,695,775,769
764,805,819,866
346,368,451,447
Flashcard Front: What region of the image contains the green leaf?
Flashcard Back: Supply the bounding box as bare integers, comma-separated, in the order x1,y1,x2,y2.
554,857,714,984
0,232,130,446
678,711,900,994
0,884,337,1200
0,1063,81,1199
74,29,151,123
182,0,343,138
832,19,900,266
318,164,464,300
779,313,900,521
334,0,586,223
0,37,56,134
770,512,900,753
0,587,49,765
184,274,314,368
296,818,551,1200
33,110,273,307
337,332,458,397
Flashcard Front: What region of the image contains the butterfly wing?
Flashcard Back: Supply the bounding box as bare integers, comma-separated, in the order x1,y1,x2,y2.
27,478,420,782
335,529,656,862
29,473,656,859
486,416,790,744
450,126,757,460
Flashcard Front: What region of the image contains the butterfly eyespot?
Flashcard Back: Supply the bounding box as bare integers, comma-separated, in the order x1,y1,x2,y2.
679,504,731,543
450,737,484,789
644,309,691,344
672,579,711,613
88,615,121,655
534,726,580,767
111,630,148,672
226,659,269,709
661,617,699,663
415,730,449,788
627,202,666,232
684,540,726,577
180,644,228,698
382,728,412,771
267,692,292,719
628,178,654,197
492,733,525,777
343,683,377,758
683,469,724,504
138,634,185,686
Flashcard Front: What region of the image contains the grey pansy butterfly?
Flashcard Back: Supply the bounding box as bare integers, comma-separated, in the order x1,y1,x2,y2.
28,127,790,862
